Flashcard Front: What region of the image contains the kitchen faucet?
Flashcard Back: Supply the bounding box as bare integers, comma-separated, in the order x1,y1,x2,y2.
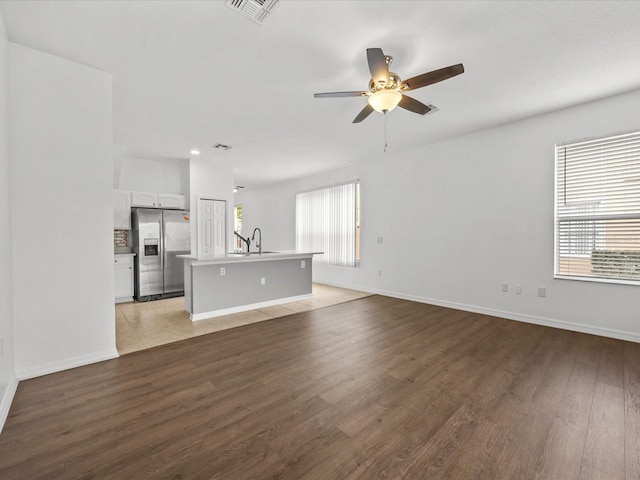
233,231,251,253
252,228,262,254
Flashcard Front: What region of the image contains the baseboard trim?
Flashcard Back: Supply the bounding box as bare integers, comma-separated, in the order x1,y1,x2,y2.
374,288,640,344
0,374,18,433
191,293,314,321
16,349,120,381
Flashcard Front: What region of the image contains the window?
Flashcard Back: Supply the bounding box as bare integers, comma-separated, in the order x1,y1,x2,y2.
296,181,360,267
555,130,640,284
233,205,243,250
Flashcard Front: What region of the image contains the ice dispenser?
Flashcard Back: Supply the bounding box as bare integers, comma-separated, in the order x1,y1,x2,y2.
144,238,159,256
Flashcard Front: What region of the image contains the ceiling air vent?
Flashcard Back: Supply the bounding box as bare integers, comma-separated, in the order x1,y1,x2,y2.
211,143,232,151
225,0,279,25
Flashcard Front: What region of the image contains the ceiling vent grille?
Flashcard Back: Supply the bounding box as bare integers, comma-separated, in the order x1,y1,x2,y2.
225,0,280,25
211,143,232,151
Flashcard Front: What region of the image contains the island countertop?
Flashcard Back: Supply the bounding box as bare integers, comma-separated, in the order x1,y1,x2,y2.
177,251,322,266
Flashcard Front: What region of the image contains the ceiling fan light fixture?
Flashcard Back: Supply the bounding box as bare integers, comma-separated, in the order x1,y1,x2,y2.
368,89,402,113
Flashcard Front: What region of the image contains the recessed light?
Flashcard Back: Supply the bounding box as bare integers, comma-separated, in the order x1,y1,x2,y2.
190,149,200,155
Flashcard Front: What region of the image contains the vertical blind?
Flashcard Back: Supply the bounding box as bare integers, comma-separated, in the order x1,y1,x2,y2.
296,182,357,267
555,130,640,283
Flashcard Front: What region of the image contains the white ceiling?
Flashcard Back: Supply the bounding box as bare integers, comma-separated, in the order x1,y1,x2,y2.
2,1,640,189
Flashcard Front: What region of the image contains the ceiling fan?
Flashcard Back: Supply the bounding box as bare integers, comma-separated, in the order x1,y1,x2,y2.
314,48,464,123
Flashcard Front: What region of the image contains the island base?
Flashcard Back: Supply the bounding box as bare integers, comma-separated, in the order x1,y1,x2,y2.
180,253,318,321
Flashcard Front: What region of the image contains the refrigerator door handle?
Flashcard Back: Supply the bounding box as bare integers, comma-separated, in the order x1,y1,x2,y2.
160,214,165,272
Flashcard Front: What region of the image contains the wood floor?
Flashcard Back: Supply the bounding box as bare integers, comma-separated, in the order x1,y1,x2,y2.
1,295,640,479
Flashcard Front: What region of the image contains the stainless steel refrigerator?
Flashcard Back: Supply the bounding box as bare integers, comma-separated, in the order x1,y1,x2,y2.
131,208,191,301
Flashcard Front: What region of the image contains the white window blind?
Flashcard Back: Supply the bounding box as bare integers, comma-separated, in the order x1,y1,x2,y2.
296,182,357,267
555,130,640,284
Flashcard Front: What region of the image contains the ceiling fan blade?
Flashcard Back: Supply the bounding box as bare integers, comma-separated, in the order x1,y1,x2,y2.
403,64,464,91
314,91,369,98
398,95,432,115
353,104,374,123
367,48,390,86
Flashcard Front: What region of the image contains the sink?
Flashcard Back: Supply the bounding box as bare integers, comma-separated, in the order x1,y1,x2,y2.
228,251,279,255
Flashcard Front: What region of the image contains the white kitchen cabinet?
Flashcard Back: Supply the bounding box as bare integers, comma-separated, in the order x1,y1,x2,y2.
131,191,158,208
131,191,185,209
158,193,185,209
113,190,131,229
114,254,135,303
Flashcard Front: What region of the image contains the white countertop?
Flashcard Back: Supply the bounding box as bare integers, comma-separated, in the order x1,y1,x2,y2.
178,251,322,266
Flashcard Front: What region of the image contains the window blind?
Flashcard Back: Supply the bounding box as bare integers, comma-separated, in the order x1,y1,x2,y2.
296,182,357,267
555,130,640,283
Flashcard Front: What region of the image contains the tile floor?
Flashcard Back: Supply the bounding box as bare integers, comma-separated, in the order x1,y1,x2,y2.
116,283,372,355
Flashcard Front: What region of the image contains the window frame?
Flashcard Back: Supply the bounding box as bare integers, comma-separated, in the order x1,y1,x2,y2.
554,129,640,286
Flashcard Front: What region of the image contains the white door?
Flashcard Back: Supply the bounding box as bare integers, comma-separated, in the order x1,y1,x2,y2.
198,198,226,258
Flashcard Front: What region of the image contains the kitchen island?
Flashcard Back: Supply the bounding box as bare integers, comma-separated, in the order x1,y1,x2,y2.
178,251,321,320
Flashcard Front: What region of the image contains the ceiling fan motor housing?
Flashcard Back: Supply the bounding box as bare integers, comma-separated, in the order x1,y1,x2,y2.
369,72,403,92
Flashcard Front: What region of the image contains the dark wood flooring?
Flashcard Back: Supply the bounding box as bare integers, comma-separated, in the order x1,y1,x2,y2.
1,295,639,479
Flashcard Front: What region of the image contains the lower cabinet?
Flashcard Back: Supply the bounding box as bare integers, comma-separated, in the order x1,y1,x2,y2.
114,254,135,303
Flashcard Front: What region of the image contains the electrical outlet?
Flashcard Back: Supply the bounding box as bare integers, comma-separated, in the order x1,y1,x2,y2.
378,270,383,277
501,283,509,293
261,277,266,285
301,260,305,268
514,285,522,295
220,267,225,276
538,287,546,298
377,237,384,244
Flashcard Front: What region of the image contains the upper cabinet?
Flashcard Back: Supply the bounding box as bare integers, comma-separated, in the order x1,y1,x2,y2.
131,191,158,208
158,193,186,209
131,191,185,210
113,189,131,230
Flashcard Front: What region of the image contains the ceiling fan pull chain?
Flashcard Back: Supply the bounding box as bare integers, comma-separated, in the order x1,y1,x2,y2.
384,110,388,152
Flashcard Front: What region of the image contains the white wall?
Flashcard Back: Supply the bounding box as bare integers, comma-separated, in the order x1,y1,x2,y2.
10,44,118,379
237,87,640,342
236,185,299,252
0,10,17,431
116,155,189,201
189,156,234,257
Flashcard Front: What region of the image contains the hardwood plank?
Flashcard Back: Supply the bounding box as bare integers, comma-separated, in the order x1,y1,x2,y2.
535,418,588,480
579,382,625,480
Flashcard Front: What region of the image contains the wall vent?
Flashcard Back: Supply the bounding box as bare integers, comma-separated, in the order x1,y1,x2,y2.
211,143,232,151
225,0,280,25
